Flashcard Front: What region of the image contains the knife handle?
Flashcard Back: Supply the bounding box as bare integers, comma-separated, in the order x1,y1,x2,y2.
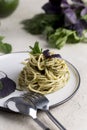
45,110,67,130
34,118,50,130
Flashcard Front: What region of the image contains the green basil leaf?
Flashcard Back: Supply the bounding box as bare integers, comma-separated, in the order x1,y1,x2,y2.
22,13,61,35
0,43,12,54
48,28,82,49
43,26,54,39
81,30,87,42
29,41,42,54
81,14,87,21
0,36,12,54
67,32,81,43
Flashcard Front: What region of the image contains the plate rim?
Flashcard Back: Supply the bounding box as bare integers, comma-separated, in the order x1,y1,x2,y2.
0,51,81,109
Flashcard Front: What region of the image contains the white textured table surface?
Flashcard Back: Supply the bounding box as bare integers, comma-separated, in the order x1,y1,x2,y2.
0,0,87,130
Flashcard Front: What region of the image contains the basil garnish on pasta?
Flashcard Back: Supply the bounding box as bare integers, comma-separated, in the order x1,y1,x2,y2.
18,42,70,95
29,41,42,54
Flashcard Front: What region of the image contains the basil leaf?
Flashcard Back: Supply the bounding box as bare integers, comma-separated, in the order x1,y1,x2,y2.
29,42,42,54
81,30,87,42
0,43,12,54
22,13,62,35
67,31,81,43
43,26,54,39
48,28,82,49
0,36,12,54
81,14,87,20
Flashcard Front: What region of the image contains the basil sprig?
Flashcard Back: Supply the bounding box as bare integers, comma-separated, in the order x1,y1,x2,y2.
29,41,42,54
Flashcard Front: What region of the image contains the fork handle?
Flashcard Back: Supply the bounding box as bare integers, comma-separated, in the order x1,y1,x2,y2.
34,118,50,130
45,110,67,130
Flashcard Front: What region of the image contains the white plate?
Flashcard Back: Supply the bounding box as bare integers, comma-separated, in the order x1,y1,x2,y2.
0,52,80,108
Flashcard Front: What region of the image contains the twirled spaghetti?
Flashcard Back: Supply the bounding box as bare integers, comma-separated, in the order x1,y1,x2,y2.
18,50,70,95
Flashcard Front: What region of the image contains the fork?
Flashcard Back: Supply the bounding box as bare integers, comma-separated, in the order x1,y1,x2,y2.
23,92,67,130
4,96,50,130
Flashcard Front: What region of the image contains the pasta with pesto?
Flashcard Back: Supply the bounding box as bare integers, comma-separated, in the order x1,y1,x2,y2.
18,47,70,95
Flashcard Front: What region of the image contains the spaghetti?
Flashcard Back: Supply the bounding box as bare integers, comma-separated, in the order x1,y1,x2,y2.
18,50,70,95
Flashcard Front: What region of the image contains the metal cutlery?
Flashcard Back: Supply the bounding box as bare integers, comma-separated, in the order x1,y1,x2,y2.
22,92,67,130
4,96,50,130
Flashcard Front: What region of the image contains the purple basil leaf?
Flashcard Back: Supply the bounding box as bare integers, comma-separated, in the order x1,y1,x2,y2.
72,0,84,4
60,0,77,25
43,49,61,58
43,49,50,58
67,19,87,36
42,3,58,14
61,0,70,8
49,0,61,6
0,76,16,98
62,8,77,25
71,1,84,15
81,7,87,16
50,54,62,58
42,2,61,14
